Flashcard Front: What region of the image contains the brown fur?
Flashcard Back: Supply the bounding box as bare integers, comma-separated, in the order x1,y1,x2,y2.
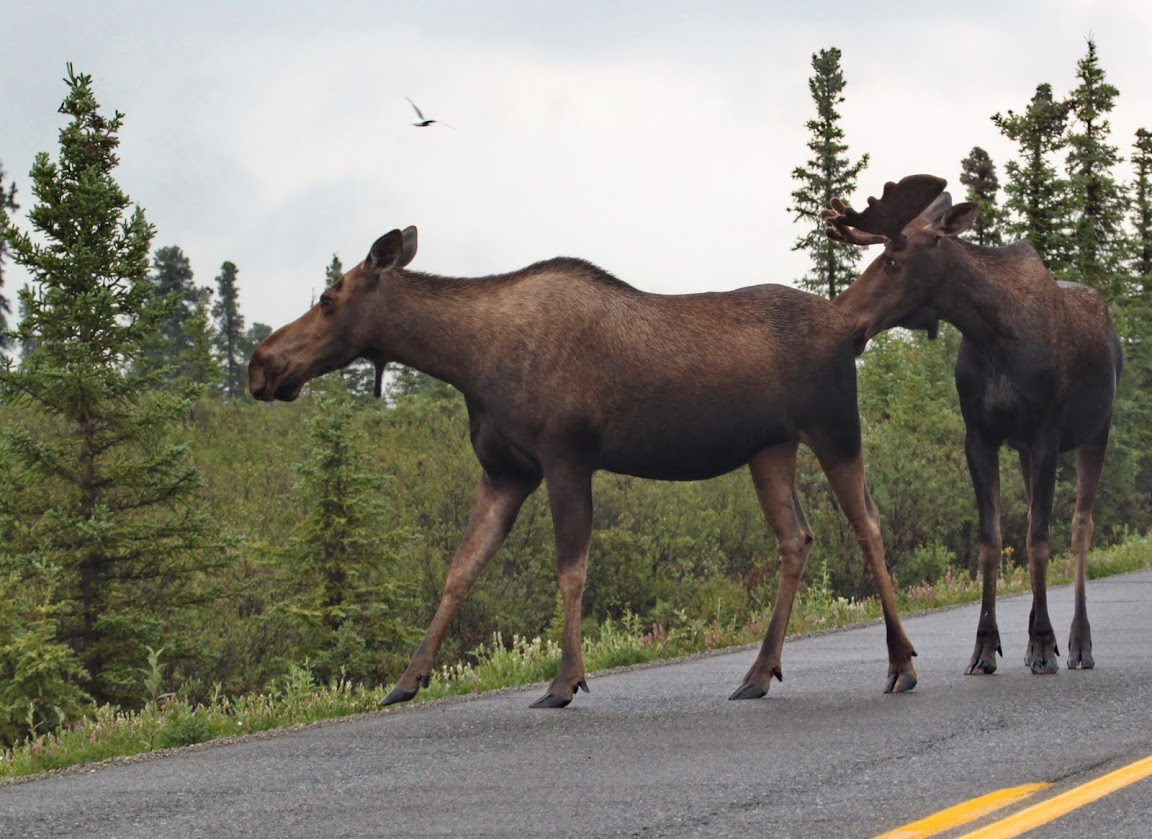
829,175,1123,676
250,227,918,707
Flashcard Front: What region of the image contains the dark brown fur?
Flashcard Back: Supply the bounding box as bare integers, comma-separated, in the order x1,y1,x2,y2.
249,227,918,707
828,175,1123,676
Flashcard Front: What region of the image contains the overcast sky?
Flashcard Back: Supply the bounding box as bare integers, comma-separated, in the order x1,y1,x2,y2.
3,1,1151,332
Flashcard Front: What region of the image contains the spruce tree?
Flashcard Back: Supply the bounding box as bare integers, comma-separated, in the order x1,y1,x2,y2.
141,244,198,378
1132,128,1152,283
280,386,416,685
992,83,1076,273
0,66,220,705
211,260,247,398
0,162,17,346
182,287,222,392
1065,38,1129,298
789,47,869,299
245,322,272,351
958,147,1005,246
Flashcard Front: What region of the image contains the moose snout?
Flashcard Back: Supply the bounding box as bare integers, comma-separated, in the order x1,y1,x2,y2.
248,348,278,401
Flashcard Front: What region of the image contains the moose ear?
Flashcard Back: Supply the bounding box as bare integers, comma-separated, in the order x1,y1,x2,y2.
398,225,418,268
366,226,419,271
934,202,980,238
366,230,404,270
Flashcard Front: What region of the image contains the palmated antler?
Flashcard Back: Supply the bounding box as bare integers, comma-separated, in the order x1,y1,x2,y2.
822,174,947,247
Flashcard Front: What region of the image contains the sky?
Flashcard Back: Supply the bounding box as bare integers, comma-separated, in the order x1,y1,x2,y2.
3,1,1152,333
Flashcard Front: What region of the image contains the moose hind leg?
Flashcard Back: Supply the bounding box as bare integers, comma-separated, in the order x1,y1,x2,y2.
531,465,594,709
1068,430,1108,670
731,443,812,700
381,471,539,706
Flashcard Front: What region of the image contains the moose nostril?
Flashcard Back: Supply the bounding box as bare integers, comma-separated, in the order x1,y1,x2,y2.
248,367,266,397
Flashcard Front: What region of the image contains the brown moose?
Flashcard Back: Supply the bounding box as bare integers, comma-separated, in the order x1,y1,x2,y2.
826,175,1124,676
249,227,918,707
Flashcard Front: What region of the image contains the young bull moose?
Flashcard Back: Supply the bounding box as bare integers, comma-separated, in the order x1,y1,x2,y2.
249,227,919,707
826,175,1123,676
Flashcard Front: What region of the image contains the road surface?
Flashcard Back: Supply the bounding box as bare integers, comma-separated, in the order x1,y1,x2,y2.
3,571,1151,837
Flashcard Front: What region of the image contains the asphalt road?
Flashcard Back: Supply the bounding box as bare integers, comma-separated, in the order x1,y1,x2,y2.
3,571,1152,838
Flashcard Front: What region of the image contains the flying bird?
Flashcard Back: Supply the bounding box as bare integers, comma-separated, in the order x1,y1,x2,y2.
405,96,452,128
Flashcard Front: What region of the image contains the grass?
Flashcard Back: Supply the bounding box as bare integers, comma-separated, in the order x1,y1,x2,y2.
3,533,1151,782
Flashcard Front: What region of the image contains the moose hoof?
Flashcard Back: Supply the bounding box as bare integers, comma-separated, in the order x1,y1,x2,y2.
965,658,998,676
1067,651,1095,670
884,672,917,694
530,692,572,709
728,682,768,701
379,684,419,707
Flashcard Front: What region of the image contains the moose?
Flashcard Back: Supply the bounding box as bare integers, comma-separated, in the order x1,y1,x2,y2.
826,175,1124,676
249,226,919,707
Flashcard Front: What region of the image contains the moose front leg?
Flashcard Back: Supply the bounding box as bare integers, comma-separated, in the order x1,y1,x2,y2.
1023,436,1060,675
380,471,539,707
531,465,594,709
965,430,1004,675
732,444,813,700
819,445,917,693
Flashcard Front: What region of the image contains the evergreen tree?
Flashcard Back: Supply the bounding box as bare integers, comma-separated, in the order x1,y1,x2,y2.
211,260,247,398
789,47,869,299
141,245,198,377
1064,38,1129,298
0,161,17,347
958,147,1005,246
992,83,1075,272
279,385,416,685
182,287,222,392
245,322,272,350
1129,128,1152,283
16,296,37,362
0,66,220,705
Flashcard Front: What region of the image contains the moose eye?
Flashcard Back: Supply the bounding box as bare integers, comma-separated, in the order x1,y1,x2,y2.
883,256,898,270
319,294,334,310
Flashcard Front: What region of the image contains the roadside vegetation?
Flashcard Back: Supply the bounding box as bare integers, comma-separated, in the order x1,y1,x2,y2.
4,531,1150,781
2,42,1151,780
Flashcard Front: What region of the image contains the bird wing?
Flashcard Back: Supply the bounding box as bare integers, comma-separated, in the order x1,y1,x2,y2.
404,96,425,120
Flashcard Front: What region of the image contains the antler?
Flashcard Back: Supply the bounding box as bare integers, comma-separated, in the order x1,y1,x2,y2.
823,174,948,247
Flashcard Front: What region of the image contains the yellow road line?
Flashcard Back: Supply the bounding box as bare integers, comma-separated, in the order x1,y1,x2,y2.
958,754,1152,839
874,784,1051,839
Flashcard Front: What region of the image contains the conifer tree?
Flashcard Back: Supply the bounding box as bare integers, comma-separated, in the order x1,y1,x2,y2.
1132,128,1152,284
789,47,869,299
141,245,198,378
182,287,222,392
246,322,272,351
992,83,1075,273
1064,38,1129,298
280,386,416,684
958,147,1004,246
0,66,220,705
0,161,17,346
212,260,247,398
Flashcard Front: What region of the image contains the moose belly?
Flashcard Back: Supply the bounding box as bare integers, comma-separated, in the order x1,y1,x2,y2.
595,410,795,481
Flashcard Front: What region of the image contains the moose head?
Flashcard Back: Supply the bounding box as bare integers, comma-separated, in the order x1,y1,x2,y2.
249,227,419,401
826,174,981,350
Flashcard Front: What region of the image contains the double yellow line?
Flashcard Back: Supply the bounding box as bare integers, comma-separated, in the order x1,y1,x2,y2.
877,754,1152,838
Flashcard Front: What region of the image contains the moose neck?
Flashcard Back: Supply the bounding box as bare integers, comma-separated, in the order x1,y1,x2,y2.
373,272,499,392
930,241,1048,347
